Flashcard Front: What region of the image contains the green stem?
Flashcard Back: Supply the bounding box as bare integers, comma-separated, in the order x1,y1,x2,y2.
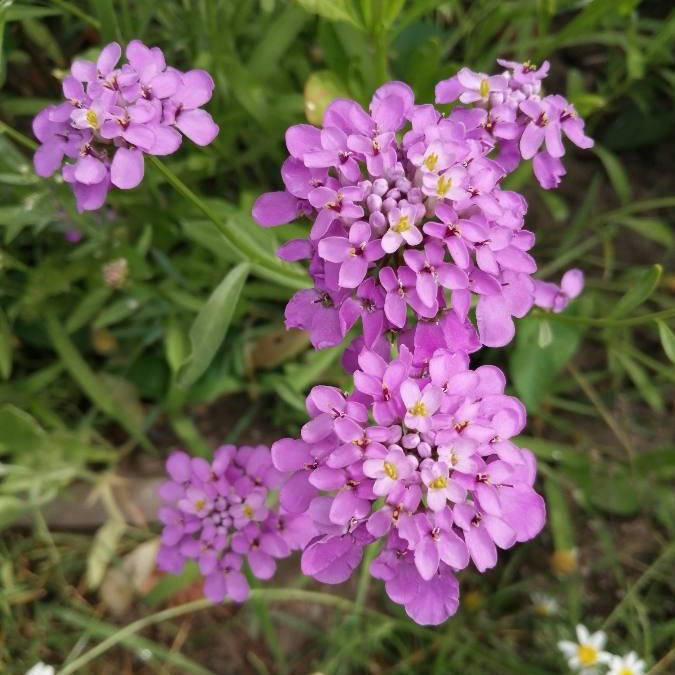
373,28,390,85
54,588,401,675
602,541,675,631
148,156,308,291
45,310,153,451
538,197,675,278
543,307,675,328
48,0,101,28
55,599,212,675
0,120,38,151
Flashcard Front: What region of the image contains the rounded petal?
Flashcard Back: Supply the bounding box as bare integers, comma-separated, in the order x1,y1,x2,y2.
177,69,215,108
110,147,145,189
252,191,300,226
175,108,219,146
97,42,122,74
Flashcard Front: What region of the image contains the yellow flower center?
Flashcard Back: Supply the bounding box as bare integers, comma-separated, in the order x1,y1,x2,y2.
384,461,397,480
243,504,254,519
393,215,410,233
437,174,453,196
619,668,634,675
409,401,427,416
577,645,598,667
423,153,439,171
429,476,447,489
479,78,490,98
194,498,206,512
86,109,99,128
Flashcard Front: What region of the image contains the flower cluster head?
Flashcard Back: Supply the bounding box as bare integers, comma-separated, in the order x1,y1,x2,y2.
271,345,546,624
558,625,647,675
157,445,315,603
253,60,590,350
154,58,594,626
33,40,219,211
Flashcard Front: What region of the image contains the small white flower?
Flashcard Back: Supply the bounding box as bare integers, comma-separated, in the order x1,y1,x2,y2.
557,624,612,672
25,664,55,675
607,651,647,675
531,591,559,617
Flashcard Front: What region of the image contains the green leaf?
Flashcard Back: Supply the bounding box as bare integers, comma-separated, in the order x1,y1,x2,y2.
0,0,10,88
657,321,675,364
295,0,363,28
21,17,64,67
589,465,641,516
164,317,189,374
593,145,631,205
510,316,583,412
65,287,114,334
0,307,12,380
145,561,200,607
0,496,28,530
304,70,350,125
614,350,665,413
177,263,250,389
0,404,47,455
544,478,575,550
609,264,662,318
87,518,127,590
45,311,151,449
247,4,310,81
617,217,674,248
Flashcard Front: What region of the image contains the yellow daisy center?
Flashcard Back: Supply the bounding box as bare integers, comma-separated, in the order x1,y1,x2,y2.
577,644,598,667
619,668,634,675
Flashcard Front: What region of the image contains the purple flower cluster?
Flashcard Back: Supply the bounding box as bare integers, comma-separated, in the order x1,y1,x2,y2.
271,345,545,624
156,59,592,626
157,445,315,603
252,60,591,350
33,40,219,211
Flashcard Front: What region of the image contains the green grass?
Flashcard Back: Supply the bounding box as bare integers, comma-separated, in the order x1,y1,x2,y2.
1,0,675,673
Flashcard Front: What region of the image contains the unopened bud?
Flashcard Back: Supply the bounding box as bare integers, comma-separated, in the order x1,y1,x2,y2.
102,258,129,289
92,327,118,354
550,548,578,575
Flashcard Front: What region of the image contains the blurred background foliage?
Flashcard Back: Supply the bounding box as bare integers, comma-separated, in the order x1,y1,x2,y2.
0,0,674,674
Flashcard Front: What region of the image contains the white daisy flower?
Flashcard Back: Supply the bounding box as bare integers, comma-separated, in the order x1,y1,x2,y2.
607,651,647,675
557,624,612,672
531,591,559,617
25,664,55,675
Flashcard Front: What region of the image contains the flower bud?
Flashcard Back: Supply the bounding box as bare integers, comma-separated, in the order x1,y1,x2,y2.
102,258,129,289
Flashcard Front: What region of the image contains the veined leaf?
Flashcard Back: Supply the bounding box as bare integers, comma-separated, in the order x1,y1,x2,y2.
593,145,631,205
295,0,363,29
609,264,662,318
510,316,583,412
177,263,250,388
657,321,675,364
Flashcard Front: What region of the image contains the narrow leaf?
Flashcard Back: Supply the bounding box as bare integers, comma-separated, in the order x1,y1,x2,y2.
593,145,631,204
45,311,151,448
609,264,662,318
0,307,12,379
178,263,250,389
657,321,675,363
